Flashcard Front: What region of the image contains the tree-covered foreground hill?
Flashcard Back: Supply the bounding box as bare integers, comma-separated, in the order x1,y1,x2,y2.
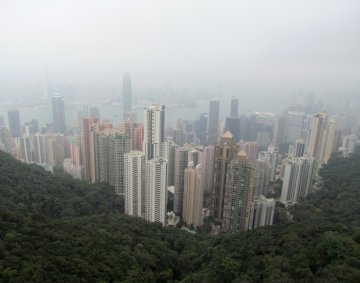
1,151,360,282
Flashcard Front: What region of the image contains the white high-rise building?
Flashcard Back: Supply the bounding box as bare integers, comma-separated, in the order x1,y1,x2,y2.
280,156,315,205
145,157,168,225
124,151,146,217
143,104,165,160
307,112,336,164
248,195,275,230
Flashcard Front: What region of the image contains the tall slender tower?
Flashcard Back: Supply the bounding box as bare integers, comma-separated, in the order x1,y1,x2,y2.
125,151,146,217
230,97,239,118
7,109,22,138
211,131,239,222
173,146,190,215
123,73,132,113
182,163,204,228
222,151,253,233
82,118,99,181
145,157,168,225
143,104,165,160
52,94,66,134
207,100,220,144
142,104,168,225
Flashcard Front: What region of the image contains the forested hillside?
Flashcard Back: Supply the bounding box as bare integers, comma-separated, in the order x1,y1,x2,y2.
1,151,360,282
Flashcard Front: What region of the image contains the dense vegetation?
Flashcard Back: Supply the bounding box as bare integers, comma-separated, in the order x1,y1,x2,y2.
1,150,360,282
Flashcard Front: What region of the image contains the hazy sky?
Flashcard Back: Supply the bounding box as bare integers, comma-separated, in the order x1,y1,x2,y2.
1,0,360,97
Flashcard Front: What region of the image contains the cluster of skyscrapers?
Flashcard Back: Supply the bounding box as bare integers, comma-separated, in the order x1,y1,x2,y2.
1,78,359,233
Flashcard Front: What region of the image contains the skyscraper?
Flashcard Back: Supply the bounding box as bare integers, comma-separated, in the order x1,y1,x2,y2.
142,104,168,225
211,131,239,222
82,117,99,181
143,104,165,160
207,100,220,144
52,94,66,134
280,156,315,204
7,109,22,138
173,145,190,215
285,111,305,143
182,163,204,228
230,96,239,118
194,113,208,145
145,157,168,225
222,151,253,233
226,98,241,142
125,151,146,217
92,128,131,194
123,73,132,113
307,112,336,164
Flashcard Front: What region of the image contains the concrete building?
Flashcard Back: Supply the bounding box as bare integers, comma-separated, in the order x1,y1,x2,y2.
248,195,275,230
211,131,239,222
307,112,336,164
145,157,168,225
280,156,315,205
144,104,165,160
124,151,146,217
182,163,204,228
222,151,253,233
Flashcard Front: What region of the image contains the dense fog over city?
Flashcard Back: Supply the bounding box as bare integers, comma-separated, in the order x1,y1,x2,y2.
1,0,360,106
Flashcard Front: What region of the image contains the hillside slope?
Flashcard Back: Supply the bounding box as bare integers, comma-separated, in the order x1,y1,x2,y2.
1,151,360,282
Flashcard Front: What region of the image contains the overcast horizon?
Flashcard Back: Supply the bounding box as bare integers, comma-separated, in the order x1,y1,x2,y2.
1,0,360,101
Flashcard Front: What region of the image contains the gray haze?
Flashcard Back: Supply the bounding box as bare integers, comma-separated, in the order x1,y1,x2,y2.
1,0,360,100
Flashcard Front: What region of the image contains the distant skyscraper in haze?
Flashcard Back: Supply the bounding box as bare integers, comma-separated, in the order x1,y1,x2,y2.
207,100,220,144
123,73,132,113
285,111,305,143
230,97,239,117
7,109,22,138
194,113,208,145
89,107,100,119
52,94,66,134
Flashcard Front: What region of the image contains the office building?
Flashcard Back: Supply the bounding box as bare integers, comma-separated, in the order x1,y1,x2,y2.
194,113,208,145
82,118,99,181
230,97,239,118
239,141,258,166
